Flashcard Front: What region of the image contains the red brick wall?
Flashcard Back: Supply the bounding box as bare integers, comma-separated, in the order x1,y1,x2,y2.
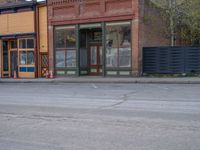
138,0,171,74
139,0,170,48
48,0,135,25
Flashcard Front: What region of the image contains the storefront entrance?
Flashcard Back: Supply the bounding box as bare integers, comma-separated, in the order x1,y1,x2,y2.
1,38,35,78
2,40,18,78
10,51,18,78
54,21,132,77
2,41,9,77
79,27,102,76
89,45,102,75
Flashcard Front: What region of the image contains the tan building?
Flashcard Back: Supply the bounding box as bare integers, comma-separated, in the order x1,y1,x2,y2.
0,1,48,78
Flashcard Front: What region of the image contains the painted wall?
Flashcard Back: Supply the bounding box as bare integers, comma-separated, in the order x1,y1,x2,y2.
0,11,34,35
39,6,48,53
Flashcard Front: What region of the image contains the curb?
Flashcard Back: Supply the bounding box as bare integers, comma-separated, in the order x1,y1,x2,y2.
1,78,200,84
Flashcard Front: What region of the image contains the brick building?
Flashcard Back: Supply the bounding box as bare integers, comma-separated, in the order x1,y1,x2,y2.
47,0,140,77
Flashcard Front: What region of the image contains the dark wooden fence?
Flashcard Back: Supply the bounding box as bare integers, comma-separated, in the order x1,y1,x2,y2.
143,46,200,74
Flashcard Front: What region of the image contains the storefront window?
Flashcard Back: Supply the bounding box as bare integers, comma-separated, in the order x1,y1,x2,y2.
66,50,76,67
66,30,76,49
27,51,34,65
56,51,65,68
106,48,118,67
91,46,97,65
55,26,77,70
106,21,131,68
55,29,65,48
20,51,26,65
19,38,35,66
119,48,131,67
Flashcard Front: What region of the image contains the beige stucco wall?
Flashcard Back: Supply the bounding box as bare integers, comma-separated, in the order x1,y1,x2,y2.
0,11,34,35
39,6,48,53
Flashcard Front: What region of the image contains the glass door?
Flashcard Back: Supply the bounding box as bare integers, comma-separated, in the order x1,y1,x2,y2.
2,41,9,77
89,45,102,75
10,51,18,78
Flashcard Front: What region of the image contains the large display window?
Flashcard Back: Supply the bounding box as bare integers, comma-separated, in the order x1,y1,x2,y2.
54,26,77,76
106,21,131,68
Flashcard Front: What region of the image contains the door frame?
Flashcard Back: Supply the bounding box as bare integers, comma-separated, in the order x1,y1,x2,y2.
2,40,9,78
9,40,18,78
89,44,102,76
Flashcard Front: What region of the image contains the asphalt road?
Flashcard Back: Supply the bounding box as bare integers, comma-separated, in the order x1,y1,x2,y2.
0,83,200,150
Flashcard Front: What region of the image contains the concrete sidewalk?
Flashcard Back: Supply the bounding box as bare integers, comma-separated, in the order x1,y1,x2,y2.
0,77,200,84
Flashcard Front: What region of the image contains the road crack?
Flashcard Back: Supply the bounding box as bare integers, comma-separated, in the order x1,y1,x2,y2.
99,91,135,109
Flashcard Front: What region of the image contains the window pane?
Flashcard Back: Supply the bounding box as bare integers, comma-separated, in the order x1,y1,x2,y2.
106,25,118,68
3,42,8,71
20,51,26,65
80,48,87,67
66,50,76,67
19,39,26,49
3,54,8,71
106,26,118,48
66,29,76,49
106,48,118,67
119,48,131,67
99,46,103,65
90,46,97,65
27,51,34,65
11,40,17,49
118,25,131,48
27,39,34,48
55,29,65,48
56,51,65,68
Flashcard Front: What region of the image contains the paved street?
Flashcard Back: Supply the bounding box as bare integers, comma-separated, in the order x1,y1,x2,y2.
0,83,200,150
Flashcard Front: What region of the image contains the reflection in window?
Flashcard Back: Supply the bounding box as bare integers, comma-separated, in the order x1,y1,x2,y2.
91,46,97,65
56,51,65,68
55,29,65,48
106,22,131,68
55,26,77,71
99,46,103,65
119,48,131,67
66,50,76,67
20,51,26,65
27,51,34,65
106,48,118,67
80,48,87,68
66,30,76,49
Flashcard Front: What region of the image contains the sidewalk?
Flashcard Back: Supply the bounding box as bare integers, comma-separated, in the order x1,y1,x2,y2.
0,77,200,84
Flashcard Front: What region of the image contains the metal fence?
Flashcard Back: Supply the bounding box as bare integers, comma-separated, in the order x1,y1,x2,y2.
143,46,200,74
